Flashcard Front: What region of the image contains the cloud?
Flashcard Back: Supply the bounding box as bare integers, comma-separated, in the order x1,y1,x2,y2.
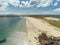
9,0,20,7
0,8,60,15
19,1,32,8
57,0,60,1
30,0,53,7
0,0,20,11
0,0,9,11
19,0,53,8
19,0,60,8
53,8,60,12
0,0,60,13
0,0,59,9
53,2,58,6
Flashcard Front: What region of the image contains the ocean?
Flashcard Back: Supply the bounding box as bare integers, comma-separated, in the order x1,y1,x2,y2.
0,17,26,45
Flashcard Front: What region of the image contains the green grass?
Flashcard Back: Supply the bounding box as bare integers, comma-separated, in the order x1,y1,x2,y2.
30,16,45,19
44,19,60,28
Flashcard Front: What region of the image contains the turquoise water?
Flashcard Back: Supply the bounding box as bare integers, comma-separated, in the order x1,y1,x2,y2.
0,17,21,39
0,17,26,45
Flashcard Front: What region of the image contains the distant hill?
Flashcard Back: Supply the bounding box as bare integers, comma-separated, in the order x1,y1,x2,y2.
0,14,60,17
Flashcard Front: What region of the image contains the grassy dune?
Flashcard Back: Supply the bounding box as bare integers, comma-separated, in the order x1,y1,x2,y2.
44,19,60,28
31,16,60,28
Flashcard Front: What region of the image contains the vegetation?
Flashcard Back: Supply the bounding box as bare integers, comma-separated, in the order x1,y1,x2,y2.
31,16,60,28
44,19,60,28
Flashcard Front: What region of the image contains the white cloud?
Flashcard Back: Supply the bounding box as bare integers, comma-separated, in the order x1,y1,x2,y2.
19,0,53,8
53,2,58,6
0,9,60,15
0,0,59,9
0,0,20,11
30,0,53,7
57,0,60,1
0,0,60,12
19,1,36,8
9,0,20,7
19,1,31,8
19,0,60,8
53,8,60,12
0,0,9,11
19,0,54,8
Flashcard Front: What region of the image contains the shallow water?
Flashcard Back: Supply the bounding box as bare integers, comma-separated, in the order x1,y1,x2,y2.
0,17,26,45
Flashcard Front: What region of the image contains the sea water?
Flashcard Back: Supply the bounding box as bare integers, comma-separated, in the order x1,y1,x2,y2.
0,17,26,45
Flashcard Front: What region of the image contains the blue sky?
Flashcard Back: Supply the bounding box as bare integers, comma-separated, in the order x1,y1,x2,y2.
0,0,60,15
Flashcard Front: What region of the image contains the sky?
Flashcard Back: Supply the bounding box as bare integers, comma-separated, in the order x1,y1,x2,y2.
0,0,60,15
